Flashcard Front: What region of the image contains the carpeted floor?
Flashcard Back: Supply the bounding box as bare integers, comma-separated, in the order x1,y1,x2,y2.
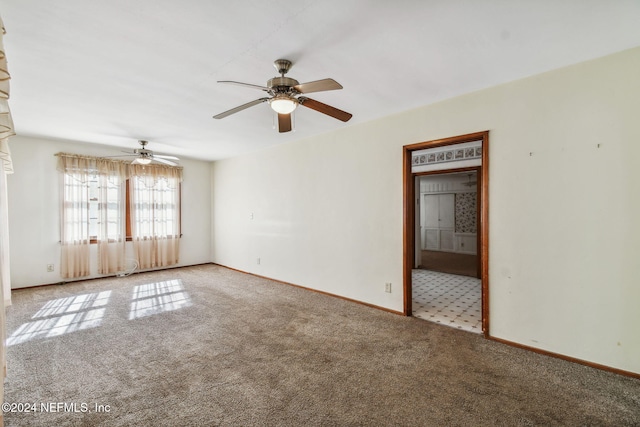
3,264,639,426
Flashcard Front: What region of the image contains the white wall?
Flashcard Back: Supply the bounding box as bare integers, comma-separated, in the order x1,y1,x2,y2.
7,136,211,288
212,47,640,374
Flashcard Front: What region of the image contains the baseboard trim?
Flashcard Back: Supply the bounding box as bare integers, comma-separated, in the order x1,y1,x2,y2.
213,263,405,316
217,265,639,379
19,262,637,379
12,262,213,291
487,336,640,380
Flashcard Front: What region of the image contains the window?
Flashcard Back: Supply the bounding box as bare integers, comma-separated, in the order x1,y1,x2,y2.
57,153,183,278
129,174,181,239
61,169,92,245
85,174,122,242
62,166,181,243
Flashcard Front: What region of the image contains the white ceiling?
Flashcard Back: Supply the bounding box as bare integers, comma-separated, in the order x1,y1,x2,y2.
2,1,640,161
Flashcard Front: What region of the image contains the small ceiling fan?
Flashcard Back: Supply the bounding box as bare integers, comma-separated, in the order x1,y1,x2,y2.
213,59,352,133
116,140,180,166
462,173,477,187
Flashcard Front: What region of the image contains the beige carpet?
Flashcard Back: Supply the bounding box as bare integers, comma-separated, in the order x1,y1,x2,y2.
420,250,479,277
3,264,639,426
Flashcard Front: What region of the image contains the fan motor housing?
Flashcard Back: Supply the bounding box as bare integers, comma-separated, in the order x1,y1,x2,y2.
267,77,299,92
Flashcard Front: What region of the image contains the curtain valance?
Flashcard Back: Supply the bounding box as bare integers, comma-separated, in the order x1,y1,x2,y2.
55,152,183,184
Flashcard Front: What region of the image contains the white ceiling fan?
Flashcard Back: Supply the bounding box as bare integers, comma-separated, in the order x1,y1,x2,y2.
114,140,180,166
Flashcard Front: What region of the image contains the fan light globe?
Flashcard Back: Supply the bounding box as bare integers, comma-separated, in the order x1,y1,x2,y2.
270,96,297,114
134,157,152,165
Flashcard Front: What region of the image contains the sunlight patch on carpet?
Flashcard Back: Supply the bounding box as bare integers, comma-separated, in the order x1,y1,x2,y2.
129,279,192,320
7,291,112,346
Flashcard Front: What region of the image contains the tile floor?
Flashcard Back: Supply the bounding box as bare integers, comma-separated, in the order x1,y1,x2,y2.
412,269,482,334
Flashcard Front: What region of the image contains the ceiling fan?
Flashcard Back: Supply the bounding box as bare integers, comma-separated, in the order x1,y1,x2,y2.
116,140,180,166
462,173,477,187
213,59,353,133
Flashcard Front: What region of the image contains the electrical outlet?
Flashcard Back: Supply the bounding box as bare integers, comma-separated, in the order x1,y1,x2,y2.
257,258,260,265
385,282,392,293
250,212,254,220
47,264,54,272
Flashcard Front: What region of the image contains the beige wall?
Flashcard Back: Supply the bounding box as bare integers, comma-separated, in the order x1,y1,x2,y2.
7,136,212,288
212,47,640,374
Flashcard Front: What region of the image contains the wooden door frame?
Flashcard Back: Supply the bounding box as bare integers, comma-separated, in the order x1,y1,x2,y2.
403,131,489,336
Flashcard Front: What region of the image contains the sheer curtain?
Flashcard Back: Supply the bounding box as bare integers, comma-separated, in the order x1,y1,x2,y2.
1,14,15,410
57,155,92,278
96,159,127,275
0,170,9,395
129,164,182,269
0,14,14,303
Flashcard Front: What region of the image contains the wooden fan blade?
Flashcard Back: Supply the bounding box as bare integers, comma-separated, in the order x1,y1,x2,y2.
218,81,270,91
278,113,292,133
293,78,343,94
213,98,270,119
298,97,352,122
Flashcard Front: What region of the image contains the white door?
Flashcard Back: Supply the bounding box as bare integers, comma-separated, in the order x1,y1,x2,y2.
438,194,455,251
438,194,455,228
423,194,439,250
422,193,455,251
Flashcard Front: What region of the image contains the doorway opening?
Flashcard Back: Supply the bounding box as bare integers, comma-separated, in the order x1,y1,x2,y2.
413,169,481,332
403,131,489,336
